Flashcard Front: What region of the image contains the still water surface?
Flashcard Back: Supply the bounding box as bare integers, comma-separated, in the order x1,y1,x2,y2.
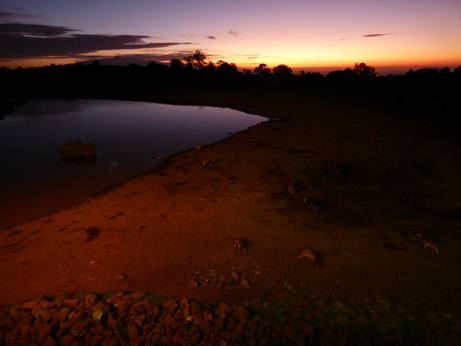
0,98,267,228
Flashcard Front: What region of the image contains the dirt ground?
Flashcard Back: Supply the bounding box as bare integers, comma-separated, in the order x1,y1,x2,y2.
1,88,461,318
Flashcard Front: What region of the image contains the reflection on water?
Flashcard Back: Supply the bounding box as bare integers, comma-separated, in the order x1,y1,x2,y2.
0,98,267,228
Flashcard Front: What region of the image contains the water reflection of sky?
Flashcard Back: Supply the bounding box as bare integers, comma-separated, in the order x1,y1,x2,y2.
2,98,267,177
0,98,267,227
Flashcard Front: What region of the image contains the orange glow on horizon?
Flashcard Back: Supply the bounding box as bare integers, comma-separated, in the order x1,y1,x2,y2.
1,47,459,75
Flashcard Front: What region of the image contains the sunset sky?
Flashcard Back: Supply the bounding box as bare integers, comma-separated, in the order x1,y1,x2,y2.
1,0,460,74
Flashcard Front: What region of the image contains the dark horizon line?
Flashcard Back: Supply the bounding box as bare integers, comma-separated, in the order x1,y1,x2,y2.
1,60,459,76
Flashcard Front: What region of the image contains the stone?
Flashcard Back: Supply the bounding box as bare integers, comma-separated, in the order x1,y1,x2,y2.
127,320,140,340
203,310,213,322
249,299,262,312
91,301,111,324
18,300,39,310
240,279,251,288
60,334,76,345
218,302,231,316
173,329,188,344
162,299,178,314
233,305,250,322
179,297,189,308
159,328,174,344
334,312,350,328
284,325,298,342
90,324,105,335
230,271,239,281
190,301,201,315
163,313,174,328
60,140,96,159
188,280,198,289
43,336,57,346
53,307,70,322
90,334,104,345
32,306,52,323
134,315,145,328
82,293,98,309
114,273,127,282
101,339,119,346
122,292,145,304
62,298,80,309
70,320,90,337
37,322,53,344
214,316,225,331
188,326,201,344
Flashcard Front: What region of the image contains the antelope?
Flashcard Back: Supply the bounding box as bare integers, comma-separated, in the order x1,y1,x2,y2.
415,233,439,255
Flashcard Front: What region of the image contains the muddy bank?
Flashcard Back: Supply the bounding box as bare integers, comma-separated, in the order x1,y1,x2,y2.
1,87,461,343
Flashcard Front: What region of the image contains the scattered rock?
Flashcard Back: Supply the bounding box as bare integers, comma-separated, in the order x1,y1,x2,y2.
188,280,198,289
114,273,127,282
85,227,101,242
162,299,178,314
0,291,457,345
230,271,239,281
60,140,96,159
240,279,251,288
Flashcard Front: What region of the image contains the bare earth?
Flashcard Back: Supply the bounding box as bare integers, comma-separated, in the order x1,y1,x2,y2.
1,88,461,318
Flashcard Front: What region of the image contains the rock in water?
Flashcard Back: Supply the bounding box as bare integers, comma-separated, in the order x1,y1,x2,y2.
60,140,96,159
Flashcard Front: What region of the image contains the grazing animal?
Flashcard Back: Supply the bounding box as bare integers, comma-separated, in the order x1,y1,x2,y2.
302,197,320,214
296,249,320,270
415,233,439,255
287,180,297,198
232,237,247,251
202,160,216,169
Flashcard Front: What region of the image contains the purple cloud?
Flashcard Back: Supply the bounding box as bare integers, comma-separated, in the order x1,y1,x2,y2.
0,23,79,36
0,23,190,59
326,37,353,42
362,33,397,37
0,10,39,20
206,35,216,39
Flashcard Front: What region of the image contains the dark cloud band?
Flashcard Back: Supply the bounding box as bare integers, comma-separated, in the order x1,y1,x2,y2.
0,23,190,59
0,11,38,20
362,33,396,37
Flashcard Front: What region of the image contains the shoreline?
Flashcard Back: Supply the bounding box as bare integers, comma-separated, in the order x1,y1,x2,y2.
0,96,272,230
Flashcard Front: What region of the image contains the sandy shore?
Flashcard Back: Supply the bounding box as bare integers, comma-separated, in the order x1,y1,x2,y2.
1,87,461,317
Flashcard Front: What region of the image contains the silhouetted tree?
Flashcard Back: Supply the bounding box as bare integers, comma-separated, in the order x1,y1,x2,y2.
183,56,193,68
170,59,184,70
200,61,216,77
182,50,207,70
254,63,271,77
298,72,325,86
441,67,451,74
146,61,168,77
146,61,156,68
353,63,376,77
273,64,293,79
326,68,355,84
192,50,207,69
183,50,208,70
216,61,238,75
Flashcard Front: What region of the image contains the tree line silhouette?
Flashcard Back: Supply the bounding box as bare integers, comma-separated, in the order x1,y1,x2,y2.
1,50,460,124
